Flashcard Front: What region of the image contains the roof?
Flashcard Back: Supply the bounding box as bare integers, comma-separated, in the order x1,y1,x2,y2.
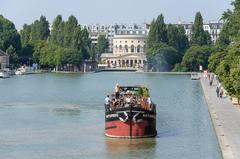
0,50,8,56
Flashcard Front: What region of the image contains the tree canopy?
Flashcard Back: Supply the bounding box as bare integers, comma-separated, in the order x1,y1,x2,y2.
181,45,212,72
191,12,211,46
147,14,189,71
208,0,240,103
0,15,21,53
18,15,92,71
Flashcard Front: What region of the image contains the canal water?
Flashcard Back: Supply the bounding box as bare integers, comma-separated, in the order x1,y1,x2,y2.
0,73,222,159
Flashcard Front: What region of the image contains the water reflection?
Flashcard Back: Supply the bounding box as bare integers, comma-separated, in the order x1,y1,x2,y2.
105,138,156,156
53,105,81,116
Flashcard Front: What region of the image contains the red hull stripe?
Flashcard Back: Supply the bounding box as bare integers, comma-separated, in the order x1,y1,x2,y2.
105,120,155,137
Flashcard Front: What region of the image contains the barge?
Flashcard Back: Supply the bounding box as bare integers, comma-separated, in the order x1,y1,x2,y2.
105,85,157,138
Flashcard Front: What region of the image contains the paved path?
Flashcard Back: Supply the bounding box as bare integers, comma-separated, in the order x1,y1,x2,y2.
200,76,240,159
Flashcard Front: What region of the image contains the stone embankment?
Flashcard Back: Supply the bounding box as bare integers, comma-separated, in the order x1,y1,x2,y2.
200,74,240,159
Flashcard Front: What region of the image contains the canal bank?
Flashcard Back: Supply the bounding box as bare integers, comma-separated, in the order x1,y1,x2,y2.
200,75,240,159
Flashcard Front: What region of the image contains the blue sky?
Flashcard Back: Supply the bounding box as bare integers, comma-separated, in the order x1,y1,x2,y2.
0,0,233,30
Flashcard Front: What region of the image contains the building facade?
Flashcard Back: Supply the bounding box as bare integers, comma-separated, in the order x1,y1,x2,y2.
203,22,223,44
178,21,223,43
84,23,149,52
85,21,223,54
101,31,147,69
0,50,9,69
89,21,222,69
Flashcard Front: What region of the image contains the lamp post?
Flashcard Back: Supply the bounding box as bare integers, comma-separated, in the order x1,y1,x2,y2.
28,57,31,67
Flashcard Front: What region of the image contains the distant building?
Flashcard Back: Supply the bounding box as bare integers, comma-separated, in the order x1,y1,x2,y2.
203,22,223,44
177,21,223,43
100,30,147,69
88,21,223,69
85,21,222,53
84,23,149,52
83,24,116,52
0,50,9,69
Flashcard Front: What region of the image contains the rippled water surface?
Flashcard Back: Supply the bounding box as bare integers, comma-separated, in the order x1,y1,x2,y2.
0,73,222,159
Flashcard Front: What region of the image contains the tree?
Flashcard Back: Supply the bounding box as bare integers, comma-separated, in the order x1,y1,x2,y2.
147,43,180,71
208,51,226,72
208,0,240,103
181,45,212,71
0,15,21,53
154,14,168,44
191,12,211,46
147,14,186,71
50,15,65,46
18,16,50,64
63,15,78,48
20,24,32,46
215,42,240,103
6,45,18,66
216,25,231,48
147,14,168,49
30,16,50,42
167,24,189,54
96,35,109,59
80,28,91,60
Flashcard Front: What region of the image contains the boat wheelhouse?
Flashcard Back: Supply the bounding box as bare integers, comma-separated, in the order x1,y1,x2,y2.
105,85,157,138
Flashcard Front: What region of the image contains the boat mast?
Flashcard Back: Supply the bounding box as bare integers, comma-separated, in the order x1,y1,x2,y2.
129,103,132,138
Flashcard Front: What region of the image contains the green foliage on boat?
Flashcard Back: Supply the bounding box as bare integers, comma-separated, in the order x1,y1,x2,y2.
138,86,150,98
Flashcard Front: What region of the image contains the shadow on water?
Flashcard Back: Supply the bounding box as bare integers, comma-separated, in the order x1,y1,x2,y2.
52,105,81,116
105,138,156,155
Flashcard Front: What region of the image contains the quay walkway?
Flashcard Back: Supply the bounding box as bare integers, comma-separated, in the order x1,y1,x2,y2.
200,76,240,159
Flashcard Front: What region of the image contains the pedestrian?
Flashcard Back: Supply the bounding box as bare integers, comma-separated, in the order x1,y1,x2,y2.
218,83,221,88
147,96,152,110
210,79,213,86
216,86,220,97
105,95,110,111
115,84,120,99
219,89,223,98
211,74,215,81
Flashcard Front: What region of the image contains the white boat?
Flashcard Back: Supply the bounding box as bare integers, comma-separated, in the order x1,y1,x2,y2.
15,67,34,75
191,72,200,80
0,70,10,78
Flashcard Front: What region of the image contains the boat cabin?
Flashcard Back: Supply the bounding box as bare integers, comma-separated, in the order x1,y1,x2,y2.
106,85,155,112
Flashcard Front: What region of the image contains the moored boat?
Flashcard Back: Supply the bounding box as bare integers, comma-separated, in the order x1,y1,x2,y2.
0,70,10,78
15,66,34,75
191,72,200,80
105,85,157,138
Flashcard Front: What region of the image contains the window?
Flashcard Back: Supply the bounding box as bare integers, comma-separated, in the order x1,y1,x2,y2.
119,45,122,52
137,45,141,53
125,45,128,53
131,45,134,53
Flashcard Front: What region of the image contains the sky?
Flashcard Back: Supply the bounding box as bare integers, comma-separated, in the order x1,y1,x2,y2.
0,0,233,30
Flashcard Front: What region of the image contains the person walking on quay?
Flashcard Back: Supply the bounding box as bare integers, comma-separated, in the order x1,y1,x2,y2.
216,86,220,98
219,88,224,98
210,79,213,86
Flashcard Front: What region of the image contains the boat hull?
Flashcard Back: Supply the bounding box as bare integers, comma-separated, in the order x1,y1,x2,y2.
105,107,157,138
